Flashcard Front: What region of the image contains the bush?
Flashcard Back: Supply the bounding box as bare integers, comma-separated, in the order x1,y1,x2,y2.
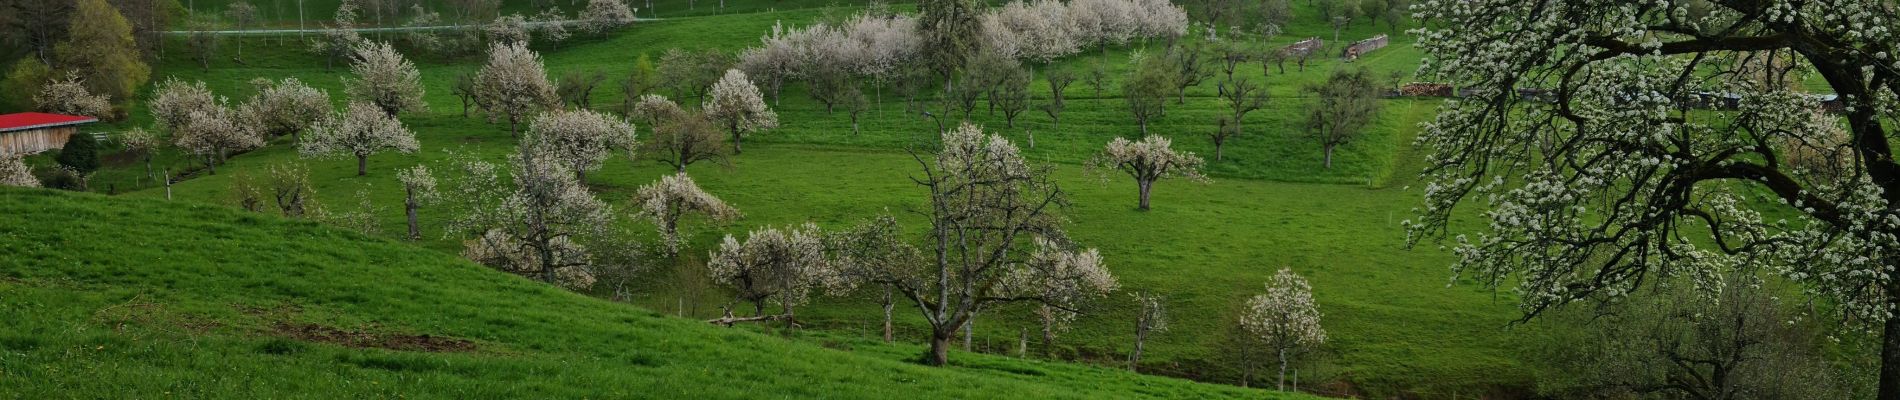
55,132,101,174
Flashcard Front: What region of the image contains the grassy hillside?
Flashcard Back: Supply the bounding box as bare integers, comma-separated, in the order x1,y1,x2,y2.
33,1,1558,398
0,187,1323,399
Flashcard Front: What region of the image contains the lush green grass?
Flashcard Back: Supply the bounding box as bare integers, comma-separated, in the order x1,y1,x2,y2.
0,186,1327,399
36,2,1562,398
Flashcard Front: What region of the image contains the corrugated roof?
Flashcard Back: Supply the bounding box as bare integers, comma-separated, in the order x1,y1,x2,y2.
0,112,98,133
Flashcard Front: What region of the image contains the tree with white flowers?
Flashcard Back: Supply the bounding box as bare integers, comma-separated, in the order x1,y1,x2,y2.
995,236,1119,357
311,0,365,69
398,165,439,241
34,72,111,119
119,128,161,184
446,150,616,289
525,109,637,182
704,69,777,155
1242,268,1325,391
1088,135,1206,210
0,155,38,188
301,102,419,176
1403,2,1900,397
579,0,636,35
150,78,217,134
173,99,262,175
485,13,531,45
826,214,924,344
475,42,560,137
632,173,739,258
861,123,1116,366
241,78,332,142
345,41,428,118
706,223,832,331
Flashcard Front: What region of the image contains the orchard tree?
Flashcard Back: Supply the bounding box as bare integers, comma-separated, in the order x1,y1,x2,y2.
241,78,332,142
1213,76,1267,161
474,42,559,137
557,70,608,110
56,0,150,105
706,223,833,331
1303,68,1378,169
1241,268,1326,391
579,0,636,35
345,41,428,118
485,13,531,45
185,19,219,72
119,128,161,184
301,102,420,176
1129,291,1168,372
644,108,728,173
451,73,482,118
224,2,258,60
827,214,925,344
632,173,740,258
398,165,439,241
621,55,660,115
1125,54,1175,136
1402,2,1900,398
995,64,1032,128
0,155,38,188
1004,236,1119,356
174,101,263,174
446,150,617,289
703,69,778,155
1041,69,1075,130
525,109,638,182
150,79,216,134
531,8,570,48
918,0,983,86
875,123,1117,366
34,72,112,119
311,0,365,69
1164,41,1212,104
1088,135,1207,210
629,93,686,127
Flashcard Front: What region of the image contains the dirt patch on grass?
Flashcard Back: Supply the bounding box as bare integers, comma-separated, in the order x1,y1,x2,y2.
237,303,475,352
93,295,224,335
270,321,477,353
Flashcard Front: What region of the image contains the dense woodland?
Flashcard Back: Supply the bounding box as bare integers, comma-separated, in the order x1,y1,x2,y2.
1,0,1896,398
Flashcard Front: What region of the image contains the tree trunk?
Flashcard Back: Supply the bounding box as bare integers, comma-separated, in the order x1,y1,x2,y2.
357,154,369,176
881,286,894,343
576,169,587,183
1323,144,1335,169
963,317,974,351
927,331,952,366
1130,330,1146,372
1278,348,1288,391
730,128,743,155
405,191,420,241
1041,306,1055,357
1137,179,1153,210
1214,138,1226,161
1018,328,1028,357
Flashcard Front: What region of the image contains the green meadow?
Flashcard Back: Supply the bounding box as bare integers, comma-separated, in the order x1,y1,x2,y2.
6,0,1560,398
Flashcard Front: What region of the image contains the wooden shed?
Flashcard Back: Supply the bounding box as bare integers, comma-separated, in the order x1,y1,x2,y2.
0,112,97,156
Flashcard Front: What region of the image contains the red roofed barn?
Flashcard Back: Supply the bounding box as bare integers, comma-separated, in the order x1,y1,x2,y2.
0,112,97,155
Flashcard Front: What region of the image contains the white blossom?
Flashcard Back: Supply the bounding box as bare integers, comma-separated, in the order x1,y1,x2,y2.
301,102,419,176
632,173,739,257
